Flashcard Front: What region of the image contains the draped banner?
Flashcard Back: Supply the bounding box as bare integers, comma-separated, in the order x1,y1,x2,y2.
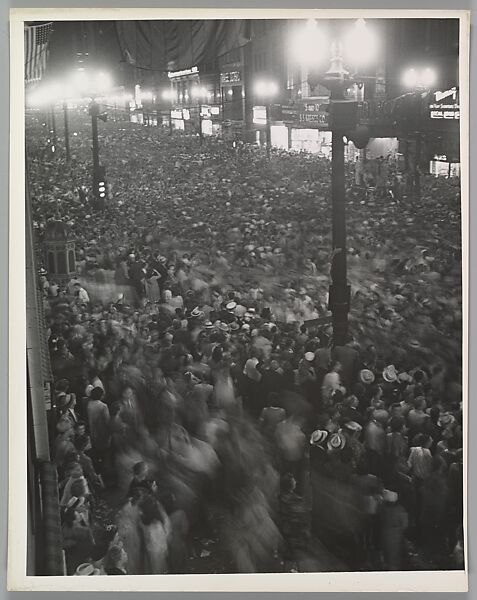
115,20,253,72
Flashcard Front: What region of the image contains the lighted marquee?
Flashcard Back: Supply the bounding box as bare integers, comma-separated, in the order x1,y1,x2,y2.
167,66,199,79
429,87,460,120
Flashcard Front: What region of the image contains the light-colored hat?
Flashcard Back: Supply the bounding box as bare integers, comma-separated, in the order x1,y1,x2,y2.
304,351,315,362
343,421,362,433
383,364,398,383
218,322,230,332
327,432,346,451
226,301,237,311
382,489,398,503
190,307,202,318
241,323,251,331
310,430,328,446
204,321,214,329
359,369,375,384
75,563,100,576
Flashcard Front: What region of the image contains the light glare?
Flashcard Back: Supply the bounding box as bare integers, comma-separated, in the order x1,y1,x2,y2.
289,19,329,69
343,18,379,69
403,67,437,89
254,80,278,98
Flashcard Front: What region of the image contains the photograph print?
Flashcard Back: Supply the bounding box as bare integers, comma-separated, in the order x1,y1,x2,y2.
16,10,467,588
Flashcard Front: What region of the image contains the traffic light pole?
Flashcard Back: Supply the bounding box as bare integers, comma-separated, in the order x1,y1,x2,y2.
91,107,100,173
89,100,108,209
50,103,57,152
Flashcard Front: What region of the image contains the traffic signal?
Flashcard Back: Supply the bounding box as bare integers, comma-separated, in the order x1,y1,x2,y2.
95,166,107,201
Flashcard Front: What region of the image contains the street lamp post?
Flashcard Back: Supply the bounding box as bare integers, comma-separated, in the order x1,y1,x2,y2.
254,80,278,158
198,106,204,144
296,18,377,346
402,66,437,199
321,41,352,347
265,103,271,159
62,100,70,162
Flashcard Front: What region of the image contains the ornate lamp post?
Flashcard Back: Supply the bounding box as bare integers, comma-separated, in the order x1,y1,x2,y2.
294,18,378,345
254,80,278,158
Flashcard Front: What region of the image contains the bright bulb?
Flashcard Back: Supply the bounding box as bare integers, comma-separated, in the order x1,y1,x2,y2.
71,69,89,94
289,19,329,69
403,67,436,89
191,86,208,99
343,18,378,69
95,72,112,92
254,80,278,97
422,67,437,88
403,68,419,88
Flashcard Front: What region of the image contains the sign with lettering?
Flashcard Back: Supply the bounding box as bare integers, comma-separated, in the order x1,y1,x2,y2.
171,109,183,119
253,106,267,125
220,70,241,84
168,66,199,79
279,101,329,129
200,105,221,119
429,87,460,120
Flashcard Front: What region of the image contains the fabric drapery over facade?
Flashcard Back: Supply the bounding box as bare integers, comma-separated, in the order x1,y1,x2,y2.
115,20,253,72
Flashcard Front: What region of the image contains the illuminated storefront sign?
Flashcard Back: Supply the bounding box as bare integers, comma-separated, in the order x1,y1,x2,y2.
253,106,267,125
429,87,460,120
220,70,241,84
168,66,199,79
171,109,183,119
200,105,221,118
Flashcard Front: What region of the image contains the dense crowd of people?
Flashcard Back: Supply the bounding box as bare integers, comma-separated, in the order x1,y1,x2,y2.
27,109,464,575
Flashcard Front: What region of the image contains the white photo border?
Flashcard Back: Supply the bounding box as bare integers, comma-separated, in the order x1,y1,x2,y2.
8,7,470,592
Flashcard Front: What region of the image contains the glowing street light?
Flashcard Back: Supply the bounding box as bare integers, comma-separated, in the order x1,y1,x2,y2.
191,86,208,99
254,79,279,158
342,18,379,70
401,66,437,199
254,80,278,98
162,89,175,101
402,66,437,89
289,18,380,345
289,19,329,69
